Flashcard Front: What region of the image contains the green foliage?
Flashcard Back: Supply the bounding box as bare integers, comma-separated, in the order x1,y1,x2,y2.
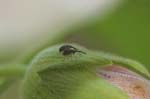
65,0,150,71
0,0,150,98
0,64,26,96
21,44,149,99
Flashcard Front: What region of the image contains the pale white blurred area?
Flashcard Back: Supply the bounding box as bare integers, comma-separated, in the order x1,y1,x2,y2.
0,0,122,61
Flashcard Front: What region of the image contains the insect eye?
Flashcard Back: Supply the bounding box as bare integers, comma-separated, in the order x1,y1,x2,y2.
59,45,86,56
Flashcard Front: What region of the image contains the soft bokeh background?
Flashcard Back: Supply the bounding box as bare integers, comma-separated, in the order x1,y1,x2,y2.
0,0,150,99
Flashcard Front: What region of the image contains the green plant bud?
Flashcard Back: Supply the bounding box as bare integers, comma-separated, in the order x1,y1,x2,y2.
22,44,150,99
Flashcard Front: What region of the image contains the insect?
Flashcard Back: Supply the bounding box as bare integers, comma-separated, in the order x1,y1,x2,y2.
59,45,86,56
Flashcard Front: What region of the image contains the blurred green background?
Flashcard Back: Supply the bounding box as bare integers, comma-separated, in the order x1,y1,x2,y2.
0,0,150,99
66,0,150,67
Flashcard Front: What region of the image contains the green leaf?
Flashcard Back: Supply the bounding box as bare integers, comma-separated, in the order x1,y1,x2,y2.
22,44,150,99
0,64,26,95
